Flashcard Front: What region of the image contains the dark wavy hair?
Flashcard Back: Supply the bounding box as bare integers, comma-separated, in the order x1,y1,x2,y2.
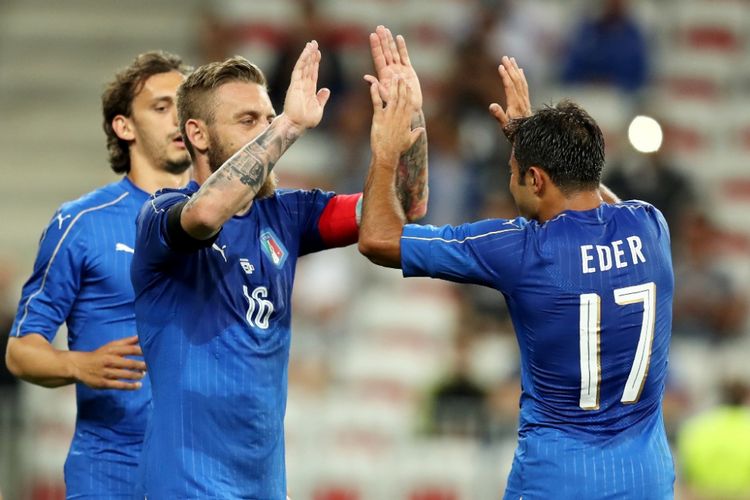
177,56,267,159
505,100,605,193
102,51,191,174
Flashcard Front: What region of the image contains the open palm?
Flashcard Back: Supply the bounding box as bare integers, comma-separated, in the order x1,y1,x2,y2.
283,41,331,130
366,25,422,111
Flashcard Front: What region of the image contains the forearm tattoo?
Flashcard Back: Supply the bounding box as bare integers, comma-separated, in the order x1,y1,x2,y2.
186,119,300,210
395,111,428,220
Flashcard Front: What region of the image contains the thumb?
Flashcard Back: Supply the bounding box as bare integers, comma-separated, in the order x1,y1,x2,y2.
488,103,507,125
316,88,331,108
408,127,425,148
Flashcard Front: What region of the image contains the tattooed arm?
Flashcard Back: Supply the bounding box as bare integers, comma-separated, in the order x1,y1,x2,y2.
181,42,330,240
181,116,304,239
366,26,428,222
395,110,428,221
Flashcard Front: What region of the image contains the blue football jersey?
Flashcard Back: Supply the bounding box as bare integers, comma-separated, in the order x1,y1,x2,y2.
401,201,675,499
10,177,151,498
131,181,338,499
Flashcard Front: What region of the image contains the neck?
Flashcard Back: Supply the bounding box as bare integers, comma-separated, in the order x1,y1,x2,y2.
128,165,190,194
537,189,603,223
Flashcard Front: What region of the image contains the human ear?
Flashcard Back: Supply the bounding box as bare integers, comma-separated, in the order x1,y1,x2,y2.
112,115,135,141
185,119,208,153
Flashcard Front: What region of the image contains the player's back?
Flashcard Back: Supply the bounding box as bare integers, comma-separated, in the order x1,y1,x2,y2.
504,201,674,499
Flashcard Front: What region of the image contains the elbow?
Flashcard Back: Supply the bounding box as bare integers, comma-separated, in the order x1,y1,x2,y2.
358,233,400,268
5,340,22,378
182,202,224,240
358,234,379,261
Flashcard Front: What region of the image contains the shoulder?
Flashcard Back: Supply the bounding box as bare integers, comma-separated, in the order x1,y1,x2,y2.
611,200,664,218
146,185,196,213
271,188,335,204
48,181,131,234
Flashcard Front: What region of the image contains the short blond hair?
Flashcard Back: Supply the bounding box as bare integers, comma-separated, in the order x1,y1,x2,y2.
177,56,267,158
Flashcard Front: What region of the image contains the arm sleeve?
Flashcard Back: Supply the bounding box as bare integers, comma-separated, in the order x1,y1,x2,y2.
276,189,354,256
400,218,528,293
9,209,86,341
133,192,218,270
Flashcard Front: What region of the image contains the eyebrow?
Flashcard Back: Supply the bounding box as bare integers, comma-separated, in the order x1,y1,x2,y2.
151,96,175,105
233,109,277,121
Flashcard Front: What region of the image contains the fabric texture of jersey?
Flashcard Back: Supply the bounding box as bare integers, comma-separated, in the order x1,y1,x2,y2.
9,177,151,499
131,181,341,499
401,201,675,499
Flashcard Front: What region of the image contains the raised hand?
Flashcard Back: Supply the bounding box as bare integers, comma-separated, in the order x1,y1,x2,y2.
489,56,532,135
283,41,331,130
365,25,422,111
69,335,147,390
370,75,424,162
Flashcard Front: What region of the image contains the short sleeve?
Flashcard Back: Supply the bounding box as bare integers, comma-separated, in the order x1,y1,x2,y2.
10,208,87,340
400,218,528,293
275,189,337,256
132,192,192,274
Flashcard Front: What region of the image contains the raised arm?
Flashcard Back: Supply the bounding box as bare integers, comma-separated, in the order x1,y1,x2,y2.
365,26,428,221
6,334,146,390
181,42,331,240
359,76,423,268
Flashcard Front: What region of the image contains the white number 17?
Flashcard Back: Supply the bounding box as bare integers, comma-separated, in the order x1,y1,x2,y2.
579,282,656,410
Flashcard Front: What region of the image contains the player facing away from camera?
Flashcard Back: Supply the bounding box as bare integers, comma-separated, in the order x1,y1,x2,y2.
359,56,675,500
131,29,427,499
6,51,192,498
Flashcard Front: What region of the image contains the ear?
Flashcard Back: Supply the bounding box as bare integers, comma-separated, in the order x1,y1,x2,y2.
112,115,135,141
184,118,208,153
527,167,545,195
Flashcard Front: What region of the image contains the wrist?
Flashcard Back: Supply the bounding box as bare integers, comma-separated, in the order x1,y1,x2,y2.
276,113,307,136
372,151,400,170
63,350,83,382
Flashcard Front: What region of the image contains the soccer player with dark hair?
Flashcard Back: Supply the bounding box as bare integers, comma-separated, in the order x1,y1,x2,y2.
359,56,675,499
6,51,192,497
131,28,426,499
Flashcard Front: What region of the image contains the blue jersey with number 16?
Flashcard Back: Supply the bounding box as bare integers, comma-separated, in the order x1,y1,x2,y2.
401,201,674,500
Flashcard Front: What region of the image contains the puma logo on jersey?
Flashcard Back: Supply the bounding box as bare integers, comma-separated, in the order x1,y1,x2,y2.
55,213,71,229
115,242,135,254
212,243,228,262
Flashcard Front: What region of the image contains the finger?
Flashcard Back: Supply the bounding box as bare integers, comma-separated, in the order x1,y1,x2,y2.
291,42,311,83
369,32,386,74
310,47,321,86
316,88,331,108
111,345,143,357
369,81,383,112
489,102,508,126
408,128,425,148
377,26,393,65
498,62,519,103
108,335,140,346
396,35,411,67
105,368,145,381
108,357,148,371
102,380,142,391
386,28,401,64
364,75,389,102
508,57,525,98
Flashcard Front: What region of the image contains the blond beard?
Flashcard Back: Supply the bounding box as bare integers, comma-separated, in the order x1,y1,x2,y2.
255,172,278,199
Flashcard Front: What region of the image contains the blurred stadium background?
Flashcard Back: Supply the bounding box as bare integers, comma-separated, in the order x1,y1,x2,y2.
1,0,749,498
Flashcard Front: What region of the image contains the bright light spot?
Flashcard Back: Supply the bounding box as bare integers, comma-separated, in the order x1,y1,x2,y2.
628,115,663,153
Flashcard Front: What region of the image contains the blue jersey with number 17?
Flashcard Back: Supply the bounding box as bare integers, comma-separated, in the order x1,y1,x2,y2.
401,201,675,500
